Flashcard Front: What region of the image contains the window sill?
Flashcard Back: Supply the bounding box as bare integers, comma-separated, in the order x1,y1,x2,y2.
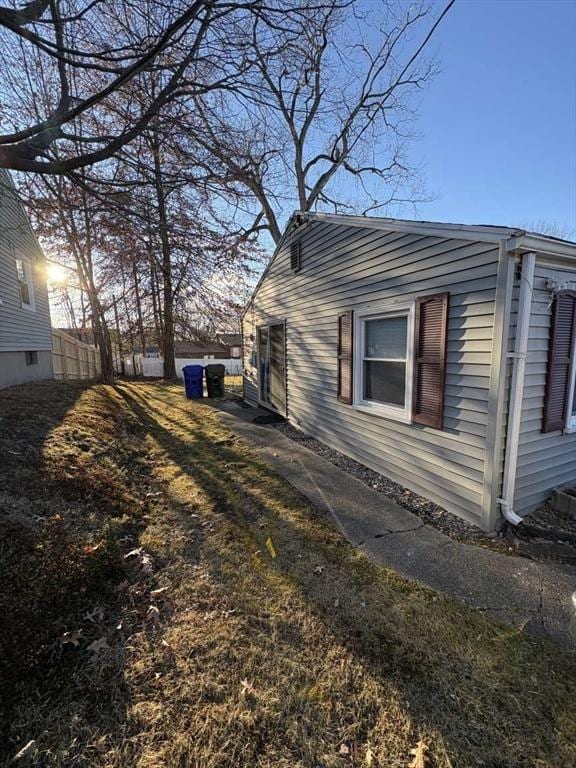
352,402,412,425
21,303,35,312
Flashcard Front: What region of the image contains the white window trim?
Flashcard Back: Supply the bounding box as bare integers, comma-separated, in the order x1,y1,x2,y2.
565,346,576,433
15,256,35,311
353,301,415,423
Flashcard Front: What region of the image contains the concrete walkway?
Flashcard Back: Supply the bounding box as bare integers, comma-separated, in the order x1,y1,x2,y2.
215,400,576,646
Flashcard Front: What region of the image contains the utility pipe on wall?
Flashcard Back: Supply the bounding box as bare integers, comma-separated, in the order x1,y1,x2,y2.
498,251,537,525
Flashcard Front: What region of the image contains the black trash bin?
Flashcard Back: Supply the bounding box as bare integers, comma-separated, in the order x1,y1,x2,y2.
205,364,226,398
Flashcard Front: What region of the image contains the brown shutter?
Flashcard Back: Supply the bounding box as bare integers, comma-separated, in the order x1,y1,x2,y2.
413,292,449,429
543,291,576,433
337,310,353,404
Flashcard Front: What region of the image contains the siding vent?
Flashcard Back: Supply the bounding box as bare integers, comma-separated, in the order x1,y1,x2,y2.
413,293,449,429
337,310,353,404
543,290,576,432
290,241,301,272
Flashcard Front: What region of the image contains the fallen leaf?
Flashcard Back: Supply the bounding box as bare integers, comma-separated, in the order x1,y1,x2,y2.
60,630,83,647
84,606,104,624
365,746,375,766
333,597,340,608
240,678,255,697
12,740,36,761
146,605,161,623
313,566,324,575
141,553,154,573
124,547,143,559
150,586,169,597
339,743,350,756
83,541,103,555
87,637,109,654
409,739,429,768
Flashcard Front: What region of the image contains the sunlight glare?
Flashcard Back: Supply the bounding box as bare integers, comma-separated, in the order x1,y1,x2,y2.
46,262,69,286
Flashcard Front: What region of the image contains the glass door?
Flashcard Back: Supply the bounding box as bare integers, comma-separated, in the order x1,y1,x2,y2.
257,322,285,412
257,326,270,404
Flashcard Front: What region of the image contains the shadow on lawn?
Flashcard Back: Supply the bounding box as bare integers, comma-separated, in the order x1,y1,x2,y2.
0,381,204,765
114,383,575,767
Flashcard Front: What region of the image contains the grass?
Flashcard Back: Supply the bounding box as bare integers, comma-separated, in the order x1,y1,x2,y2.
224,373,243,398
0,380,575,767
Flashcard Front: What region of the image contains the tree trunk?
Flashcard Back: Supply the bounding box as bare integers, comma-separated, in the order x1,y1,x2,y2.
93,310,115,383
133,261,147,358
151,128,177,380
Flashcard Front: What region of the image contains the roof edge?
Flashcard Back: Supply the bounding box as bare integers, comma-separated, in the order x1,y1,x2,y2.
298,211,521,244
506,233,576,260
241,211,576,318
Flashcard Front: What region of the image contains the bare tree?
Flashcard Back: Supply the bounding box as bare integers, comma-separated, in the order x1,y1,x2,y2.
183,0,455,243
0,0,346,174
27,172,117,380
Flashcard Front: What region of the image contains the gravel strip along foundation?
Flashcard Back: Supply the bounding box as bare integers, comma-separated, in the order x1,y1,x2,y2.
274,421,499,545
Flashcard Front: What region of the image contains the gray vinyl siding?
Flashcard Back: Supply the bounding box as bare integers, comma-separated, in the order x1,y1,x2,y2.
243,220,501,528
0,169,53,354
513,260,576,516
0,350,53,388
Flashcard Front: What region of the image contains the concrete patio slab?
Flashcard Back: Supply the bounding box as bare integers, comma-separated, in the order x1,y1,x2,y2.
214,400,576,645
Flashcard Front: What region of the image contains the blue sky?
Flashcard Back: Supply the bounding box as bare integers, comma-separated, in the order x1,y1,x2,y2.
410,0,576,236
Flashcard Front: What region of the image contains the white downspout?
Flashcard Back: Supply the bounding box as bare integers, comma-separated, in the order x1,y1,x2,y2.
498,251,536,525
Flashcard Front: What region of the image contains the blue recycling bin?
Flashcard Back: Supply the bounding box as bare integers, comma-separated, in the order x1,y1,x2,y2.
182,365,204,399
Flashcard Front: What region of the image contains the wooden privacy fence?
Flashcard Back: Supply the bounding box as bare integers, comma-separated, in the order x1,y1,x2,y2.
52,329,101,381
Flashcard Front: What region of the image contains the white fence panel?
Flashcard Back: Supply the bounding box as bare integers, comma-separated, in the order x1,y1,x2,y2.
141,357,242,378
141,357,164,377
175,358,242,377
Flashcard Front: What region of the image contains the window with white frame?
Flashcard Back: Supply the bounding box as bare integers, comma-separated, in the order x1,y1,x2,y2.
354,304,414,421
15,257,34,310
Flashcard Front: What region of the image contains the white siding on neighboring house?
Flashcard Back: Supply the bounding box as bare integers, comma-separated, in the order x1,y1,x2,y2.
0,170,53,353
513,260,576,516
243,220,502,528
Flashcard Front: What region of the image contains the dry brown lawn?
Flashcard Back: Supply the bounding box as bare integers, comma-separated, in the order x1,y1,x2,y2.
0,380,575,767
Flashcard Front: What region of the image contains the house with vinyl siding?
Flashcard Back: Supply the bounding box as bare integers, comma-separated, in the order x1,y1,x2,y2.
242,212,576,531
0,169,53,388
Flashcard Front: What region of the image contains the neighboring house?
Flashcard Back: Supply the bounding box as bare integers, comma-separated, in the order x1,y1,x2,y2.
217,333,242,359
174,334,242,360
242,212,576,531
0,169,53,389
174,341,230,359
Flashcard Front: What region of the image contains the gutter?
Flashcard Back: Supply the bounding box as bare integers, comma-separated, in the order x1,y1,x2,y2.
498,250,537,525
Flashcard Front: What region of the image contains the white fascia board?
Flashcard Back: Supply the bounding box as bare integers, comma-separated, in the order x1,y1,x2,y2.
506,234,576,261
299,211,518,244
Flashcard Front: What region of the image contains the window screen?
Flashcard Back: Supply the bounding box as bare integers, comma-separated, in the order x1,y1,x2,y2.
362,315,408,407
16,258,32,306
